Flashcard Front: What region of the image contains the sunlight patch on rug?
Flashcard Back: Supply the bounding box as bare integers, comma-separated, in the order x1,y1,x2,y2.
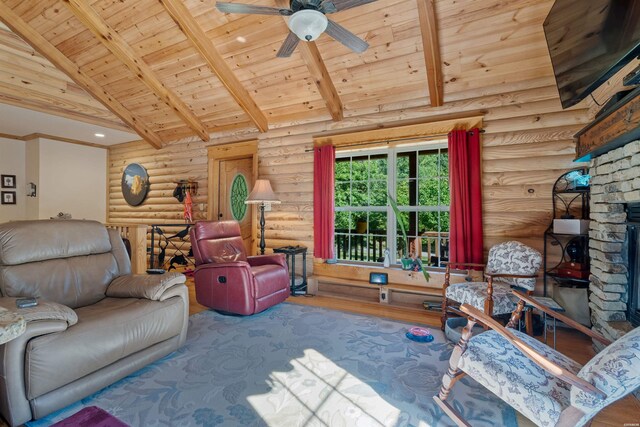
248,348,401,426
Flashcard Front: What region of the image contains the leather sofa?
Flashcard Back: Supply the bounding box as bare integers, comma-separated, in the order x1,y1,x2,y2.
0,220,189,426
190,220,289,315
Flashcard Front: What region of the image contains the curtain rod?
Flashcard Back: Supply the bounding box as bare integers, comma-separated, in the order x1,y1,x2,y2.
305,129,484,152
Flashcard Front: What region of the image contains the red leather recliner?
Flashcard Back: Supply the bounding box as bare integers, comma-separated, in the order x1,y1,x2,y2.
190,220,290,315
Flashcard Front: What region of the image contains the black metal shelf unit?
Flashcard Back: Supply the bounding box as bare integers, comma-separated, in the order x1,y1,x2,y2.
543,169,590,296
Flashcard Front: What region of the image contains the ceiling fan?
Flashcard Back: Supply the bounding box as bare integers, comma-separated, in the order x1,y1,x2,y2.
216,0,376,57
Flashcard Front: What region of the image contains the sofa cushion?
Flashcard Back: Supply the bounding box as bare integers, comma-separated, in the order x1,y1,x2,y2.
0,253,119,308
0,220,111,266
0,220,121,308
459,328,582,427
25,296,183,399
445,282,516,315
191,221,248,264
571,326,640,422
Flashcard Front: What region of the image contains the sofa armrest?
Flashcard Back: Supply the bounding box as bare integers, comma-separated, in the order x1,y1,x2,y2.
0,319,71,426
0,297,77,326
247,253,287,269
106,272,186,301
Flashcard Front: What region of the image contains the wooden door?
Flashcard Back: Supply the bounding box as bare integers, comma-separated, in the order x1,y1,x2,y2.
218,157,253,253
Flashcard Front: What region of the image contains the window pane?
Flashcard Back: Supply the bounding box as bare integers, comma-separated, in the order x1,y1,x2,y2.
351,182,368,207
353,212,368,234
335,211,351,231
440,152,449,177
335,182,350,207
440,211,450,232
369,212,387,234
370,156,387,180
419,178,439,206
419,151,439,178
439,178,450,205
370,181,387,206
397,154,409,179
419,211,438,234
351,158,368,181
396,211,410,257
396,180,410,205
335,159,350,182
368,212,387,263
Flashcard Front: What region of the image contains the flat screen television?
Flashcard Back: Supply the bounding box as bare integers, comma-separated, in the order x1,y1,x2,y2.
544,0,640,109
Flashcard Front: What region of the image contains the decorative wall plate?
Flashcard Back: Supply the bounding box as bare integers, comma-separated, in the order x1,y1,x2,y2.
121,163,149,206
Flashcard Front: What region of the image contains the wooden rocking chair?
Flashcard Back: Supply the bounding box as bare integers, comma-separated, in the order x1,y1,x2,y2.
441,241,542,332
435,291,640,427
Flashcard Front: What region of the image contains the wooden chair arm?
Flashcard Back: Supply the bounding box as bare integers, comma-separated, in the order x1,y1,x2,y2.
442,262,486,268
484,273,538,279
443,262,486,291
512,291,612,346
460,304,607,400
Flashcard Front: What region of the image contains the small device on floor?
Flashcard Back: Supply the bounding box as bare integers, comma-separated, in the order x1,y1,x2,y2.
146,268,166,274
405,327,434,343
16,297,38,309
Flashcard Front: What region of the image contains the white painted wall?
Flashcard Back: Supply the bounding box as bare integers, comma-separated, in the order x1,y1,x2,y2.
0,137,26,223
38,139,107,222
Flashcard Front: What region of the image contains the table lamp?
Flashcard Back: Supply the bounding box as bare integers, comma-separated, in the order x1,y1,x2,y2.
245,179,281,255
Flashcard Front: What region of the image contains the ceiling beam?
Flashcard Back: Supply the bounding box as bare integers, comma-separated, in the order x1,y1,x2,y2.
159,0,269,133
0,3,164,149
417,0,443,107
62,0,210,143
275,0,343,121
299,42,344,121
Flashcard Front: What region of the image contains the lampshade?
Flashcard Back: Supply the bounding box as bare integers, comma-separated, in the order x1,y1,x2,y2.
287,9,328,42
245,179,281,204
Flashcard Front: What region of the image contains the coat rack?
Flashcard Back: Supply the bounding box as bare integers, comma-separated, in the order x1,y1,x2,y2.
173,180,198,202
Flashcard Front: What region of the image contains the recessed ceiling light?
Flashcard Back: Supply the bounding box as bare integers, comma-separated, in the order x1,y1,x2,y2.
94,133,105,138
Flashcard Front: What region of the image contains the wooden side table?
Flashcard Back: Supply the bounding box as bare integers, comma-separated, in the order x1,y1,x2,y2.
0,307,26,345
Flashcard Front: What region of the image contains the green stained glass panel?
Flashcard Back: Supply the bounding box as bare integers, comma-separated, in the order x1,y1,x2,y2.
230,174,248,221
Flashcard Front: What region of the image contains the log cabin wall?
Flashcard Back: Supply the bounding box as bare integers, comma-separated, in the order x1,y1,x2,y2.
103,0,594,288
108,88,590,286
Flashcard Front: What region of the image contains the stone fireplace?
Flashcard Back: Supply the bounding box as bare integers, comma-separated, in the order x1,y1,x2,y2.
588,140,640,348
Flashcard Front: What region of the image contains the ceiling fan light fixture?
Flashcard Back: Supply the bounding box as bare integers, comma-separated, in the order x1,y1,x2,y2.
287,9,328,42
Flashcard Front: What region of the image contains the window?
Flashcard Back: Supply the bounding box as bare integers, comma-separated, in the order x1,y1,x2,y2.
334,142,450,267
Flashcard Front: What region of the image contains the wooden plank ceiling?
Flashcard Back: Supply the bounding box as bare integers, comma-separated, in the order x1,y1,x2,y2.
0,0,576,150
0,0,452,147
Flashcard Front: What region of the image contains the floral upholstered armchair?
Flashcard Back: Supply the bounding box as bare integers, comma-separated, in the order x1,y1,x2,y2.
435,291,640,427
441,241,542,330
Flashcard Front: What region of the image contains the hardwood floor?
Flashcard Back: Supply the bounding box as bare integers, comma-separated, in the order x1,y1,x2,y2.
186,279,639,427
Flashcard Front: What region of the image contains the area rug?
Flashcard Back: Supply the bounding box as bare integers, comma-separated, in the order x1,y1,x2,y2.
28,303,517,427
50,406,128,427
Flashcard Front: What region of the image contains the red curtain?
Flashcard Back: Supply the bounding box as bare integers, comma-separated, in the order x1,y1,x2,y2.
449,128,483,264
314,146,336,259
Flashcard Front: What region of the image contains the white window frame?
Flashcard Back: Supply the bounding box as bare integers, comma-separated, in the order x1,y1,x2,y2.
335,140,449,265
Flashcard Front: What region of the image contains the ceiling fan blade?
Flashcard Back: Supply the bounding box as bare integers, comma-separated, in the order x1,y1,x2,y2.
277,31,301,57
325,19,368,53
322,0,377,13
216,2,293,16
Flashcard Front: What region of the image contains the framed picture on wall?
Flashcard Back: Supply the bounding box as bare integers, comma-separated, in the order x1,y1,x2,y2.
1,191,16,205
1,175,16,188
